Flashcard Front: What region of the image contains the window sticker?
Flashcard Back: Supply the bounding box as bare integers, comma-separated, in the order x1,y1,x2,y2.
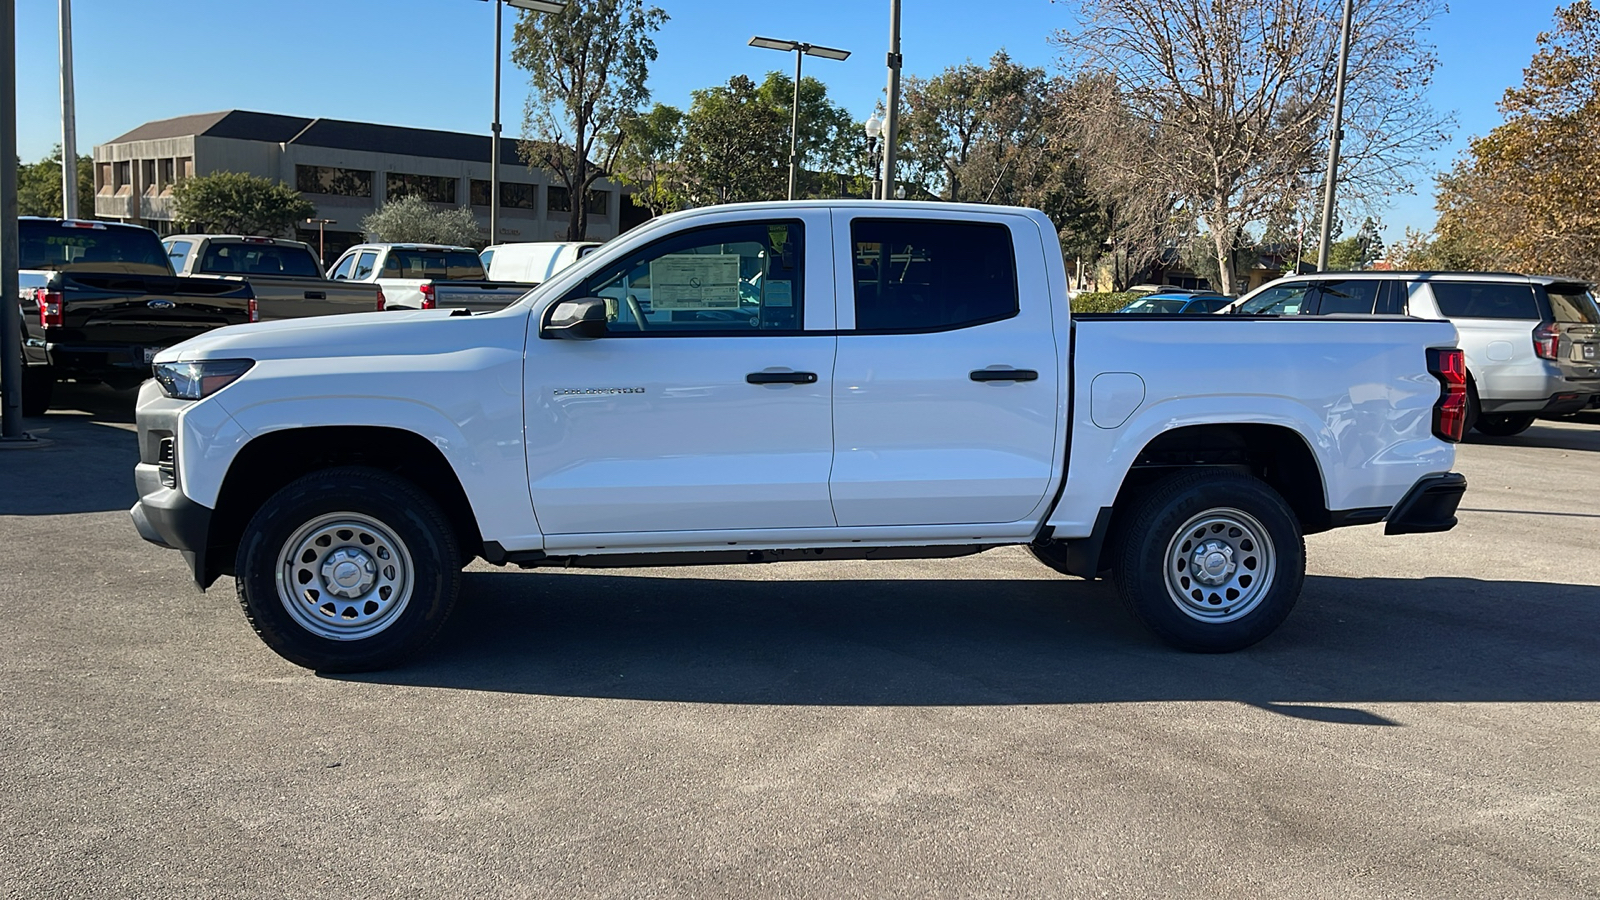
649,254,742,309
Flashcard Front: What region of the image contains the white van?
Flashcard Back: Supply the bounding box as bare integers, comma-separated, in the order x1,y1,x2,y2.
481,241,602,285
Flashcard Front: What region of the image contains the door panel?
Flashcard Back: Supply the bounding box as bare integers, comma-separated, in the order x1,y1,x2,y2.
524,213,838,535
829,213,1062,527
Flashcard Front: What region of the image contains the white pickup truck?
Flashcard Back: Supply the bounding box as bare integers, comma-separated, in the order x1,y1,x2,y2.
326,242,536,313
129,201,1469,672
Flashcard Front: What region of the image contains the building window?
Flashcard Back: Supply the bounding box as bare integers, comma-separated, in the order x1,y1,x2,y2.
295,164,373,198
469,179,537,210
158,158,175,194
114,161,132,195
96,163,112,194
141,159,157,194
177,157,193,180
586,190,609,215
386,172,457,204
547,185,571,213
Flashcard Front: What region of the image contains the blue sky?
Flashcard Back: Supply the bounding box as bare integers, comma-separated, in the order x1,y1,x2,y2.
12,0,1563,241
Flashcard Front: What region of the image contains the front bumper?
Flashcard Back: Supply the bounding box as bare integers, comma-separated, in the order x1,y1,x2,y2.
1384,472,1467,535
131,465,215,590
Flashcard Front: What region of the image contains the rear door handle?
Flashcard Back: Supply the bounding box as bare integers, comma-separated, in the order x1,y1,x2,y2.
304,291,326,300
970,368,1039,382
746,371,818,385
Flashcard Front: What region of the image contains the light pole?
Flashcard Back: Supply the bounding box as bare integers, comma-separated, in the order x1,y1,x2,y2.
59,0,78,219
1316,0,1354,271
305,218,336,264
864,114,883,199
748,36,851,200
882,0,903,201
3,0,38,443
481,0,566,246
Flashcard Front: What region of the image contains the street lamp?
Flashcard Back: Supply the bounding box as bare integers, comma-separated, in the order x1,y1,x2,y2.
305,218,336,264
1315,0,1354,271
480,0,566,245
748,36,851,201
864,114,883,199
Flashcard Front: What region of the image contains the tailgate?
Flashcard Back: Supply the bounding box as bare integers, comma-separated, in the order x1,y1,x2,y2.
432,281,535,313
237,275,382,320
55,273,252,348
1544,283,1600,381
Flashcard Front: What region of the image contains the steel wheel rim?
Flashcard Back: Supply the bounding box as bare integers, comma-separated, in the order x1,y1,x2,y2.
275,512,414,641
1163,507,1275,624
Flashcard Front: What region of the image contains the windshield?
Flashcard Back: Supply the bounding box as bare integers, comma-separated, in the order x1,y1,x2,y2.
1118,297,1189,313
381,249,485,280
20,220,171,275
1236,282,1314,315
198,242,322,278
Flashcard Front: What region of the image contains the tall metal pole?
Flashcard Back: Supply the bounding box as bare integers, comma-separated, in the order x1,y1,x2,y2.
881,0,902,201
787,49,803,201
489,0,503,244
59,0,78,219
1316,0,1354,271
3,0,30,438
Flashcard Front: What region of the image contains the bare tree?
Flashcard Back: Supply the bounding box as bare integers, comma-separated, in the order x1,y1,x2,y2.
1053,0,1448,294
514,0,666,240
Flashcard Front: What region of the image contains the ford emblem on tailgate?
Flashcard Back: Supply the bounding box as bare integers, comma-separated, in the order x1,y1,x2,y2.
147,299,176,309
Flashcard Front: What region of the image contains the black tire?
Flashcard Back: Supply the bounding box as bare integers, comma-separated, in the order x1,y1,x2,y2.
1463,380,1481,436
21,365,53,417
1111,470,1305,653
234,466,461,672
1473,413,1535,437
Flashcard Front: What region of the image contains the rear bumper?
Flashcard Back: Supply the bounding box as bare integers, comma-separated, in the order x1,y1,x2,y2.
1537,390,1600,415
1384,473,1467,535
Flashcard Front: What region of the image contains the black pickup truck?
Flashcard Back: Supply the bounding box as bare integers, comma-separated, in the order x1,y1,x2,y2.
16,218,255,414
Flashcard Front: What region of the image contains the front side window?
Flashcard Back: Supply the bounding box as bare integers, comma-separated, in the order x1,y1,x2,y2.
329,254,356,280
1431,282,1539,319
563,220,803,335
1313,279,1382,314
850,219,1018,332
352,251,379,280
1237,282,1314,315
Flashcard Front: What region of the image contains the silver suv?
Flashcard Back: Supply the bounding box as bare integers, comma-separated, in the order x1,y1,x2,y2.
1227,272,1600,436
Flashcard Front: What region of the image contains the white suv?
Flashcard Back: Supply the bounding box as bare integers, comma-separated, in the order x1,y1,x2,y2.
1228,272,1600,436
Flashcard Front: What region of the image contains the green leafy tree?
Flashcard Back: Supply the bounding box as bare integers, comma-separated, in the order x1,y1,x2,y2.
614,102,686,216
753,71,859,198
360,195,483,247
171,171,314,236
679,74,789,205
1433,1,1600,276
16,145,94,218
1323,217,1386,270
514,0,666,240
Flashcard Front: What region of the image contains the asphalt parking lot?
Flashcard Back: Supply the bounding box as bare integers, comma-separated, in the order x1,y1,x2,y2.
3,384,1597,899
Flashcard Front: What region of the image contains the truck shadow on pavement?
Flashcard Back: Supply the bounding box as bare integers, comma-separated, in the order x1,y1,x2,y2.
341,570,1600,717
1465,418,1600,452
1,384,139,516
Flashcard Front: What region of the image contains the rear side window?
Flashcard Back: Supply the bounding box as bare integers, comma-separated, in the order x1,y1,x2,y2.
198,243,322,278
1313,279,1381,314
1544,285,1600,324
1431,282,1539,319
850,219,1018,332
380,249,485,280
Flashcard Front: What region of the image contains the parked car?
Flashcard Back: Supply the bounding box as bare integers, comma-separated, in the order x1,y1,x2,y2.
327,243,536,313
132,200,1466,671
13,217,255,415
164,234,382,320
1224,271,1600,436
481,241,601,285
1117,292,1232,314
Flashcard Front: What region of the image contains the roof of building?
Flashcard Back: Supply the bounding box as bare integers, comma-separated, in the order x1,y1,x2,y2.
104,109,553,166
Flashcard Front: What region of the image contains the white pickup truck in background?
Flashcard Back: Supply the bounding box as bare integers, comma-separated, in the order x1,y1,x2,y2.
327,242,536,313
130,201,1469,672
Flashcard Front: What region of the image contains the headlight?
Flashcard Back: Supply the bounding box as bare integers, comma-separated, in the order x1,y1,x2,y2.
152,359,254,400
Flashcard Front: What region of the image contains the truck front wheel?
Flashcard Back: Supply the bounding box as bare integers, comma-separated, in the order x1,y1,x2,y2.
234,467,461,672
1112,471,1305,653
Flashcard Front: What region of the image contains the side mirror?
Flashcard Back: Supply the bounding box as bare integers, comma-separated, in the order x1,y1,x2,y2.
542,297,608,340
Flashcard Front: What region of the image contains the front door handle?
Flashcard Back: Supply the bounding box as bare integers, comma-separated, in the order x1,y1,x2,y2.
970,368,1039,382
746,371,818,385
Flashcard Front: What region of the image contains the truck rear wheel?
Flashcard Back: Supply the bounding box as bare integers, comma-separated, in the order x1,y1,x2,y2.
1112,470,1305,652
234,467,460,672
1473,414,1534,437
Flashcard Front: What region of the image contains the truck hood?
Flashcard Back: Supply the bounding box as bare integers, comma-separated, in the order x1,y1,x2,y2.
156,308,528,364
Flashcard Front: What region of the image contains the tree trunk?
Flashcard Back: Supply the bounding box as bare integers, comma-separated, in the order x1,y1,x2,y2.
1211,226,1236,296
566,158,590,240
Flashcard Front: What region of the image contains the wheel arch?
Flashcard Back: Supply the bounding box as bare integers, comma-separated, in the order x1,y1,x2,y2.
204,425,483,586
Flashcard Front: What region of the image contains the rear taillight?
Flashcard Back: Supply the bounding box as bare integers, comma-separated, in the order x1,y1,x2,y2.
37,290,65,327
1533,321,1560,360
419,283,436,310
1427,347,1468,442
375,286,386,311
247,296,259,323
